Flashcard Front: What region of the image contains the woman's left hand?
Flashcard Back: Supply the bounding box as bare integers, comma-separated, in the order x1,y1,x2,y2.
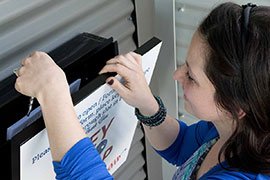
99,52,159,116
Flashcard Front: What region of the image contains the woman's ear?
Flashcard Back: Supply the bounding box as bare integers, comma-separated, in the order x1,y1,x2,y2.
238,109,246,119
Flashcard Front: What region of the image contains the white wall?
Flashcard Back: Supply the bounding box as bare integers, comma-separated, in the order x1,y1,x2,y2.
135,0,178,179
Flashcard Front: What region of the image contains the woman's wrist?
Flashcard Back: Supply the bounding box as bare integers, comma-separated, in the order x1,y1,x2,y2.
137,96,159,116
37,82,71,107
135,96,167,127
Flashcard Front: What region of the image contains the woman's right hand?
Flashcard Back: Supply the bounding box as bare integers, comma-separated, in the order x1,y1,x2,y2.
14,51,70,103
99,52,159,116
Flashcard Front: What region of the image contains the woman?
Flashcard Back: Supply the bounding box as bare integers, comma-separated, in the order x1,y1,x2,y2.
15,2,270,179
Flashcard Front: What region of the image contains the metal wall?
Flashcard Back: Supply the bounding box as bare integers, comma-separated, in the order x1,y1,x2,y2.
175,0,270,124
0,0,147,179
0,0,136,81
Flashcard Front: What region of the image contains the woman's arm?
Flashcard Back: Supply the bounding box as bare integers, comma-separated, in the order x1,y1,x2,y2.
142,116,179,151
99,52,179,150
37,79,86,161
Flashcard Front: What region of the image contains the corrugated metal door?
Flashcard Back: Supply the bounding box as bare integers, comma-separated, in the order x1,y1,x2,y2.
175,0,270,124
0,0,147,179
0,0,137,81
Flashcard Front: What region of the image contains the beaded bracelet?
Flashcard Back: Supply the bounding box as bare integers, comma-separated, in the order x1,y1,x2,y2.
135,96,167,127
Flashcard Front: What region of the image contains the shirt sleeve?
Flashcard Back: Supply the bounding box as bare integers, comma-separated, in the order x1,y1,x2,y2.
155,119,218,166
53,137,113,180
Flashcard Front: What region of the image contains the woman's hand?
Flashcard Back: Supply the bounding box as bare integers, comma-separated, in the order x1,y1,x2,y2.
99,52,159,116
14,51,69,102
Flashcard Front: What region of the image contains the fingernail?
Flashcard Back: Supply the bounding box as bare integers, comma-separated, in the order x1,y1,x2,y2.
107,79,114,85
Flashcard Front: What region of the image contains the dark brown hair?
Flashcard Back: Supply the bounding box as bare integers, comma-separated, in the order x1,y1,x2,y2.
198,2,270,174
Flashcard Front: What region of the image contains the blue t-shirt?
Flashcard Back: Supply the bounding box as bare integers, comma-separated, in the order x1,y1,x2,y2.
156,120,270,180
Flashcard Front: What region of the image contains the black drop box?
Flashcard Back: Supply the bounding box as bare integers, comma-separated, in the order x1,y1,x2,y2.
0,33,118,179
